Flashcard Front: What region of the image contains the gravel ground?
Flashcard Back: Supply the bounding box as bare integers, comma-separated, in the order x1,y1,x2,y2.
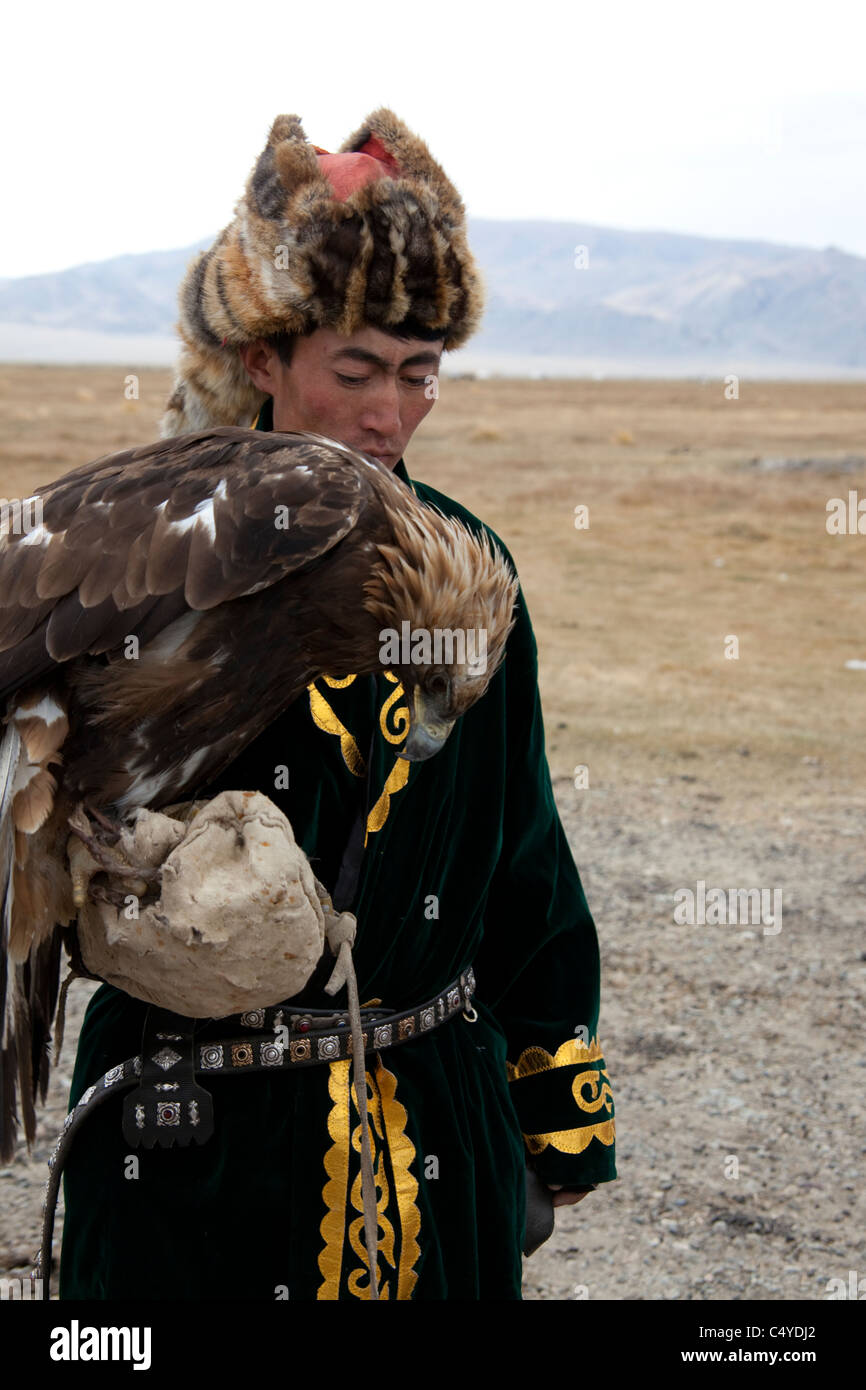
1,776,862,1301
523,775,865,1301
0,978,100,1300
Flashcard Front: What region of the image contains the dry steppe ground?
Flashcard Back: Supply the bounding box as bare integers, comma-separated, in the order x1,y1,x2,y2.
0,367,863,1300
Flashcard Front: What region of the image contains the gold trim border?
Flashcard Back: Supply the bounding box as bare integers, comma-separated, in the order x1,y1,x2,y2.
506,1034,605,1081
306,673,412,842
317,1056,421,1300
523,1115,616,1156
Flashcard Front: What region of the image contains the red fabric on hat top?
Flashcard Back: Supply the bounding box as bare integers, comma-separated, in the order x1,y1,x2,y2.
313,135,402,200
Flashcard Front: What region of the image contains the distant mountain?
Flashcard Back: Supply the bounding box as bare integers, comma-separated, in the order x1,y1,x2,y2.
0,240,211,336
1,221,864,374
468,221,866,368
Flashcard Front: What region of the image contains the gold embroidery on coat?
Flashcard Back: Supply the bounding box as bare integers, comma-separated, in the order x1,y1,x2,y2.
307,675,365,775
366,758,411,837
379,671,410,744
505,1035,605,1080
317,1060,352,1299
522,1114,616,1156
377,1059,421,1300
305,672,412,839
506,1035,615,1156
317,1056,421,1300
572,1068,612,1114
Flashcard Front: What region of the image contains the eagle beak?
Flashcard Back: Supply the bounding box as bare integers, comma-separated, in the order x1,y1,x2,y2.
398,687,456,762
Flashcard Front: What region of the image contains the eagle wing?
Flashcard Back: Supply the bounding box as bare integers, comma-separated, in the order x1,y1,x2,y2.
0,426,383,1159
0,427,375,696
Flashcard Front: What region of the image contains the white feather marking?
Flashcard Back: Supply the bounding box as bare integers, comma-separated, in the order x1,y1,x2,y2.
162,480,226,542
117,742,212,813
10,762,41,798
191,497,217,541
144,611,201,660
178,747,210,784
14,693,66,726
115,767,174,812
166,506,205,539
17,523,51,548
0,724,22,831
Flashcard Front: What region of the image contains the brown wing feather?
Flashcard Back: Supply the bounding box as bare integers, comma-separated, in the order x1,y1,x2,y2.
0,427,385,1161
0,428,375,699
1,697,73,1162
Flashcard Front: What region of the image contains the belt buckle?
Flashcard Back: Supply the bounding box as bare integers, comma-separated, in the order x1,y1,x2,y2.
461,970,478,1023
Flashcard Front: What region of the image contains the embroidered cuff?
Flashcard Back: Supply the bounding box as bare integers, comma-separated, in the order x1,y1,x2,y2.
506,1036,617,1186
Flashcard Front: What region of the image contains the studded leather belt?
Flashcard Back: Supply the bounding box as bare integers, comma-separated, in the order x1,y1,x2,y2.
200,964,478,1072
33,964,477,1299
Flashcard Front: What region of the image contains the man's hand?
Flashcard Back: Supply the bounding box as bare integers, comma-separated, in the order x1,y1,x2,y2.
547,1183,595,1208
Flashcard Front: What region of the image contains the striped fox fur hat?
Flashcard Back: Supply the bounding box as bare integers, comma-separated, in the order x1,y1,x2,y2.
160,108,485,437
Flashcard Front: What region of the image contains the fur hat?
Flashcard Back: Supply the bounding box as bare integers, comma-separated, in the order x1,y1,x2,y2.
160,108,485,437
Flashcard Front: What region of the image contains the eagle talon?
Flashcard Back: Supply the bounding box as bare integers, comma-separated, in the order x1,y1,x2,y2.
75,830,157,884
67,808,158,908
87,880,150,911
83,802,122,845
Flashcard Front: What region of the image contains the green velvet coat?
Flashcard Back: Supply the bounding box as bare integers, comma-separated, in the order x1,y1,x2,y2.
59,404,616,1301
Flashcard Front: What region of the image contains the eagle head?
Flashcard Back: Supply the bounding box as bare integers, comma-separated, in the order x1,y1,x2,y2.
362,507,519,761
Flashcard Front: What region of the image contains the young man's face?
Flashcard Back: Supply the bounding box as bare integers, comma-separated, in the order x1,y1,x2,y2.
239,325,444,471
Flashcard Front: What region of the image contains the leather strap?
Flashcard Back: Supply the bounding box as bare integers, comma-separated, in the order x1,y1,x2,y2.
121,1009,215,1149
332,675,378,911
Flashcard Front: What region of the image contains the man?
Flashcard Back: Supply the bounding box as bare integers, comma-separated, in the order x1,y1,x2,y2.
60,108,615,1300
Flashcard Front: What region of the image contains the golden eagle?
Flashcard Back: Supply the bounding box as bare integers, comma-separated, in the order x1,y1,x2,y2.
0,426,518,1158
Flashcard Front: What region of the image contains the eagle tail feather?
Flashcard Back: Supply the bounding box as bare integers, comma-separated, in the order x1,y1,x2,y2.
0,720,22,1160
0,1030,19,1165
1,712,71,1161
1,719,21,1034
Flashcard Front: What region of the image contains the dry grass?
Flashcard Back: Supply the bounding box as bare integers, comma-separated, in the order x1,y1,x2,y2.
1,367,863,823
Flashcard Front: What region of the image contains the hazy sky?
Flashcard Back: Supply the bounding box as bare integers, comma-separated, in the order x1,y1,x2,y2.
2,0,864,277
